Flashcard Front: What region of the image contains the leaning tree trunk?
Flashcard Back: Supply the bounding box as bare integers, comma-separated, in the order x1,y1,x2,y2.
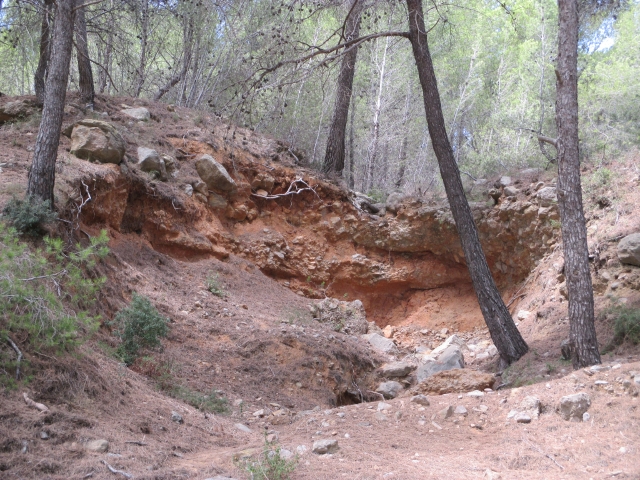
27,0,76,206
75,4,95,108
322,0,362,175
406,0,528,365
556,0,601,368
34,0,54,105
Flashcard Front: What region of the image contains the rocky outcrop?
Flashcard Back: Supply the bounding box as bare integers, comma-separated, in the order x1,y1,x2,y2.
0,98,37,123
416,345,465,382
121,106,150,121
413,369,495,395
618,233,640,266
311,298,368,334
137,147,167,180
67,119,125,164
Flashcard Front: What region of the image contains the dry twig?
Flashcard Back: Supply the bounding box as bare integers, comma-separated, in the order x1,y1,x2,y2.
101,460,133,479
23,392,49,412
6,336,22,380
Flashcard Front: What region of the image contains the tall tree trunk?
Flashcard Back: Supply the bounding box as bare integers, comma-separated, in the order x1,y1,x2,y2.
75,4,94,108
134,0,149,97
322,0,362,175
556,0,601,368
366,34,390,191
34,0,54,104
348,91,356,189
406,0,528,365
98,0,114,94
27,0,76,206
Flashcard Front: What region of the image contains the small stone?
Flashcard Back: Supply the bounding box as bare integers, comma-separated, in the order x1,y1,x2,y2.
380,362,415,378
515,413,531,424
582,412,591,422
410,395,430,407
121,106,150,121
619,447,627,454
266,433,278,443
171,411,183,424
437,406,454,420
467,390,484,397
377,402,392,411
234,423,252,433
253,409,265,417
312,439,339,455
279,449,294,460
395,411,403,420
519,396,541,419
85,439,109,453
473,405,489,413
559,392,591,421
454,405,468,416
296,445,308,455
40,431,49,440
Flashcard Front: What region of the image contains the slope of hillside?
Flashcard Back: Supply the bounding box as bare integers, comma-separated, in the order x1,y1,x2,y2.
0,94,639,479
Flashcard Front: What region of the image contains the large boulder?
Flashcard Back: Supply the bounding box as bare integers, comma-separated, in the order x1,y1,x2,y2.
68,119,125,164
251,172,275,192
137,147,167,180
121,106,150,121
311,298,368,334
617,233,640,267
379,362,415,378
376,381,403,399
195,154,237,195
559,392,591,421
536,186,557,207
416,345,465,383
0,98,37,123
414,369,495,395
363,333,397,354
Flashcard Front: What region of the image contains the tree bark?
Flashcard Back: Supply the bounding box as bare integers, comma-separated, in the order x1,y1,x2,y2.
406,0,528,365
154,18,194,102
34,0,54,105
134,0,149,97
98,0,114,94
556,0,601,368
322,0,362,175
27,0,76,206
75,4,95,108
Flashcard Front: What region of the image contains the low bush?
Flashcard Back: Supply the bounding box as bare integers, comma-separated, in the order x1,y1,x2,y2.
206,273,225,297
611,305,640,346
241,435,298,480
112,294,169,365
2,195,57,236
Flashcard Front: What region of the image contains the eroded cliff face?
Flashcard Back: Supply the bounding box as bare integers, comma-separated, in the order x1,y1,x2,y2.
61,116,559,330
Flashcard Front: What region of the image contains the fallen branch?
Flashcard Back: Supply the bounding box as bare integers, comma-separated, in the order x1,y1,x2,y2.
251,178,319,200
6,336,22,380
101,460,133,479
526,438,564,470
124,441,147,446
23,393,49,412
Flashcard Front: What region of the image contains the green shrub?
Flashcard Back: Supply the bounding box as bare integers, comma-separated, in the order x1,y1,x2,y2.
611,305,640,346
242,435,298,480
2,195,57,236
0,223,108,353
169,385,228,414
113,294,169,365
206,274,225,297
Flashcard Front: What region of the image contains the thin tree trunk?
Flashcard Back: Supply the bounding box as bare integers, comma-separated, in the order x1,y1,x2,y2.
98,0,114,94
154,18,194,102
34,0,54,104
134,0,149,97
396,82,412,190
366,34,390,191
322,0,362,175
348,91,356,189
556,0,601,368
406,0,528,365
28,0,76,206
75,4,94,108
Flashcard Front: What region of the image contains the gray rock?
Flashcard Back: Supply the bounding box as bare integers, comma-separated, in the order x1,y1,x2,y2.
162,154,178,176
0,98,37,123
410,395,430,406
312,298,368,334
634,375,640,385
363,333,397,354
497,176,512,187
85,439,109,453
69,119,125,164
515,413,531,424
416,345,465,383
519,396,541,419
121,106,150,121
437,405,453,420
137,147,167,180
312,439,339,454
377,402,392,411
296,445,308,455
583,412,591,422
376,381,403,399
430,334,464,357
380,362,415,378
385,192,404,214
559,392,591,421
171,411,184,424
454,405,468,416
617,233,640,267
503,186,518,197
536,186,557,206
184,184,193,196
208,192,228,209
234,423,252,433
195,154,237,194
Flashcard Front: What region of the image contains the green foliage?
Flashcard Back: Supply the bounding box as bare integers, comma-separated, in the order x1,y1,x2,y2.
0,224,108,358
590,167,613,187
2,196,58,236
367,187,386,203
113,294,169,365
609,304,640,346
241,435,298,480
206,274,226,297
169,385,228,414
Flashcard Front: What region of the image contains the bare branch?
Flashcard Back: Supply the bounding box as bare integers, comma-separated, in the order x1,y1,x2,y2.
6,336,22,380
